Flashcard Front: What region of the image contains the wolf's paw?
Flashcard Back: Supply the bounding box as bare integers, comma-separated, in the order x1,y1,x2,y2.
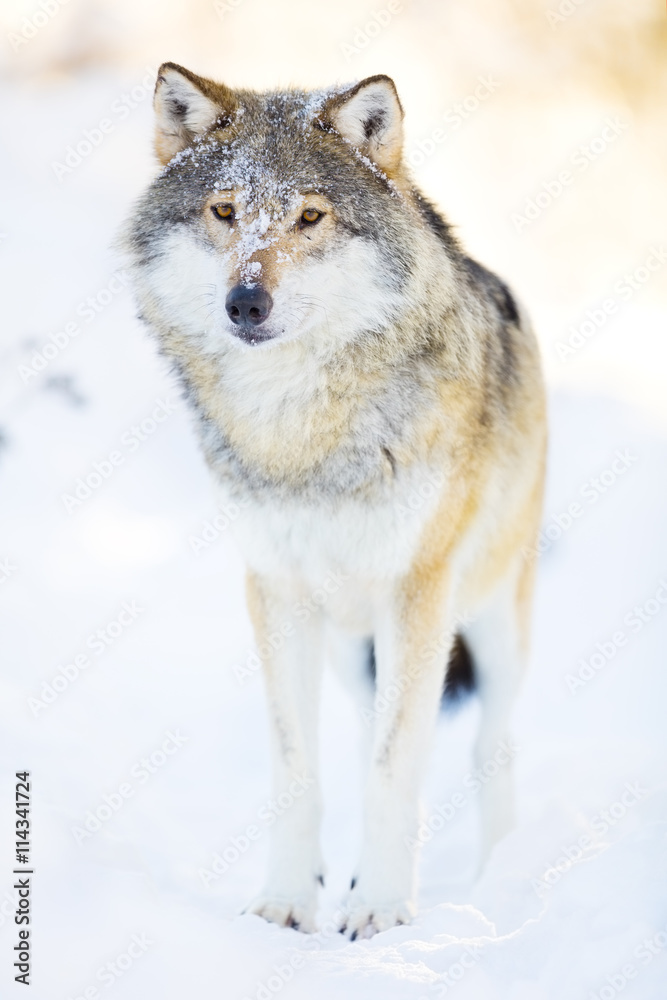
244,894,317,933
338,895,415,940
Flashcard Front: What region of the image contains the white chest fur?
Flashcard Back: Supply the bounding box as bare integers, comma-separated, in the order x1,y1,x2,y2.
219,461,445,585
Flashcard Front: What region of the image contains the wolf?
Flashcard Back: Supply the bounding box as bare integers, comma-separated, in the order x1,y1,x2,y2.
123,63,546,939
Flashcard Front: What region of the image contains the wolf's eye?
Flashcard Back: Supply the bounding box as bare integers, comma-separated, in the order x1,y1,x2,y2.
301,209,322,225
212,203,234,221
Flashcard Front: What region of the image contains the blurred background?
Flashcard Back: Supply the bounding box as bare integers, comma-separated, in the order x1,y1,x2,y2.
0,3,666,999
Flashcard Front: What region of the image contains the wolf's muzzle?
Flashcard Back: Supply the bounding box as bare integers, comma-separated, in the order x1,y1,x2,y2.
225,284,274,342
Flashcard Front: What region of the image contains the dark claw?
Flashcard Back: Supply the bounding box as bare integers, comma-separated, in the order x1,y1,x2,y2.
339,923,347,935
350,877,357,890
287,916,300,931
350,929,357,941
317,874,325,887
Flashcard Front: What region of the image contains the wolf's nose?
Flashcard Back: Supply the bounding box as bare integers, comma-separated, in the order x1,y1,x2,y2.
225,284,273,327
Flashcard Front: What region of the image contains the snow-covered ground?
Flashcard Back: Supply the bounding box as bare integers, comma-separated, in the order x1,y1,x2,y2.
1,3,666,996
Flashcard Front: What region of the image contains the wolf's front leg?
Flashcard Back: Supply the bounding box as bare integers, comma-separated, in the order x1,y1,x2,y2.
244,571,324,932
341,571,452,939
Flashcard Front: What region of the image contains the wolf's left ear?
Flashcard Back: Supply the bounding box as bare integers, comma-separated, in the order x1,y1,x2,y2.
153,62,237,165
323,75,404,174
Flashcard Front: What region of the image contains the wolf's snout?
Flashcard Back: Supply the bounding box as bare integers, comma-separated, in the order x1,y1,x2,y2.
225,284,273,329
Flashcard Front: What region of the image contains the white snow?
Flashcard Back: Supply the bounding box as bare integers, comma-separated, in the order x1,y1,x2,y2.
1,20,666,999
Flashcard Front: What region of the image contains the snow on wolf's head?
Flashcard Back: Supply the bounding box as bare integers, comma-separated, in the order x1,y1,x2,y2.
124,63,445,354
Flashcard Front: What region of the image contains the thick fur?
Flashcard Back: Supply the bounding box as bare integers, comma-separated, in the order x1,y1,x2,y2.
122,64,547,938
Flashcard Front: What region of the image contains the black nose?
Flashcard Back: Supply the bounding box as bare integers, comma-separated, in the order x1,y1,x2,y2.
225,284,273,327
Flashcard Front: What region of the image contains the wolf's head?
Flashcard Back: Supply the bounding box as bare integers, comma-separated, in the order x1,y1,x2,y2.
124,64,456,354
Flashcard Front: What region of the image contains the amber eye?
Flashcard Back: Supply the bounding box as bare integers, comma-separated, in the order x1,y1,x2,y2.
301,209,322,225
212,203,234,221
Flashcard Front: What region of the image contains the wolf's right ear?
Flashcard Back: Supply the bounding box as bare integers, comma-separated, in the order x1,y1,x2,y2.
321,75,404,175
153,62,237,165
